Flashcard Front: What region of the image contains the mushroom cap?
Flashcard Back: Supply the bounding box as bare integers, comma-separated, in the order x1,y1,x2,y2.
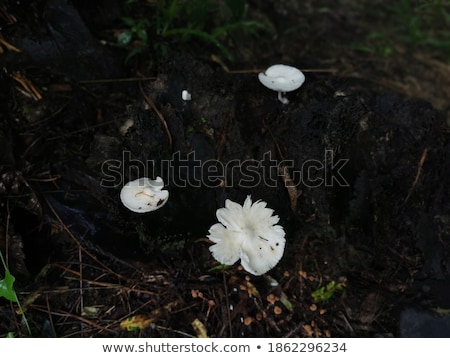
120,177,169,213
208,196,286,275
181,90,192,101
258,64,305,92
239,223,286,276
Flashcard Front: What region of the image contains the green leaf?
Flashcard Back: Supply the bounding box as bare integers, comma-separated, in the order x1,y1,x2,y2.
135,28,148,42
124,47,146,63
122,17,137,27
349,43,375,54
208,264,231,272
311,280,346,303
118,31,133,46
0,269,18,303
279,293,294,311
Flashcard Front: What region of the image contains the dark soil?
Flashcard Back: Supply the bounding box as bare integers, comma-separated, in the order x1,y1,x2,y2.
1,0,449,338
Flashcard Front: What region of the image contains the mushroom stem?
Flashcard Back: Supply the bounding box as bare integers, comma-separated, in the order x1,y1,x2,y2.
277,91,289,104
258,65,305,105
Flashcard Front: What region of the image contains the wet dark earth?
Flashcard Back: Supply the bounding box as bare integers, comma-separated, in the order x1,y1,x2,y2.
0,0,449,337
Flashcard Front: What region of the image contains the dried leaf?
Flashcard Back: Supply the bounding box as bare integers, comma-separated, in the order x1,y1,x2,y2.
191,318,208,338
242,279,260,298
81,306,100,317
17,289,42,314
120,315,153,331
302,324,314,337
119,300,181,331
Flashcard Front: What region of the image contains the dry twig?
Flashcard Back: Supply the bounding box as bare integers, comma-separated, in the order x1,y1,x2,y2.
139,81,173,151
0,34,21,53
405,148,428,203
9,71,42,100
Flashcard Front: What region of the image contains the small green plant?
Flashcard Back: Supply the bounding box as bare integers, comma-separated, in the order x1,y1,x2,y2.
0,250,31,336
394,0,450,49
0,251,18,303
350,32,394,58
117,17,151,61
118,0,265,62
351,0,450,59
311,280,346,303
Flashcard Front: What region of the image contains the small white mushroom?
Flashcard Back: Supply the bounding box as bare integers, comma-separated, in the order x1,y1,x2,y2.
119,118,134,135
182,89,192,101
258,64,305,104
208,196,286,275
120,177,169,213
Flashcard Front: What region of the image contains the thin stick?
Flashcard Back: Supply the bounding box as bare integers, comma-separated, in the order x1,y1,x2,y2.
45,294,57,337
78,243,84,333
79,77,156,84
216,112,233,161
0,35,21,52
31,305,116,334
139,81,173,151
405,148,428,203
222,270,232,337
9,72,42,100
210,55,336,74
265,122,300,213
4,200,10,268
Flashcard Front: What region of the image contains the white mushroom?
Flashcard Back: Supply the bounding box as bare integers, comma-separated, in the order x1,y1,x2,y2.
258,64,305,104
120,177,169,213
207,196,286,275
182,90,192,101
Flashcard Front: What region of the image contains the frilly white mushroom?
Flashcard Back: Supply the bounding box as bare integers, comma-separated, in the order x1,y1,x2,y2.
120,177,169,213
258,64,305,104
207,196,286,275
